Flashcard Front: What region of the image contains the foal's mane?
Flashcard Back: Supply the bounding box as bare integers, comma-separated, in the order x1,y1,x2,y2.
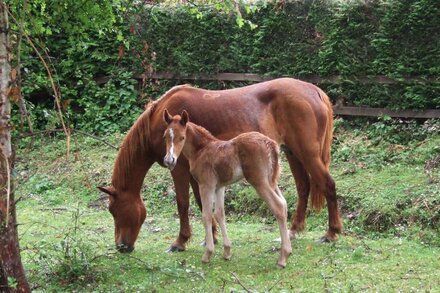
188,122,217,141
112,84,192,190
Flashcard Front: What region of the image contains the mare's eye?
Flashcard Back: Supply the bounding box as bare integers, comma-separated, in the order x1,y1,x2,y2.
180,136,185,141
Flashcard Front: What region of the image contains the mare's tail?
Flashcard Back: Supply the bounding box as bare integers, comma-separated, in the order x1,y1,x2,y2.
310,87,333,212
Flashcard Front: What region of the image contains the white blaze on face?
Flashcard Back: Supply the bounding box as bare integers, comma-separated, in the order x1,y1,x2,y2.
168,128,175,159
164,128,177,169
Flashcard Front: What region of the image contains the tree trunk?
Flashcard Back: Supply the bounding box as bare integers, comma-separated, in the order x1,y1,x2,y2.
0,2,31,292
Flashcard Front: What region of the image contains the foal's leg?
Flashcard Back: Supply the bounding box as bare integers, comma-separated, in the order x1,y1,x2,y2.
254,183,291,268
285,152,310,239
199,185,216,263
190,176,218,245
214,187,232,260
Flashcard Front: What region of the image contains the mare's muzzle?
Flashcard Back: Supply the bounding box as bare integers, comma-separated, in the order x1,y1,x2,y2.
163,155,177,170
116,242,134,253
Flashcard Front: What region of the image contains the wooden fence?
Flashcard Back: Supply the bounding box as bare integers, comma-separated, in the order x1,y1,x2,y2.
96,72,440,118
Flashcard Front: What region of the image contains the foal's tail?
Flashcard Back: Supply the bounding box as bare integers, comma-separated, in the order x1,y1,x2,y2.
310,88,333,212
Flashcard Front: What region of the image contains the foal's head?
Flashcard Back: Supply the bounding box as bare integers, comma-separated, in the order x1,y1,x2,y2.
163,109,189,170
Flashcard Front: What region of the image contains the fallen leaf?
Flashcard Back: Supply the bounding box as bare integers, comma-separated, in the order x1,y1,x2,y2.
62,99,70,111
118,45,125,59
9,86,21,103
10,68,17,81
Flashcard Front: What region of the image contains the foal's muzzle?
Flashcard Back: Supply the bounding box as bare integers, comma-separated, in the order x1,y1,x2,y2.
163,155,176,170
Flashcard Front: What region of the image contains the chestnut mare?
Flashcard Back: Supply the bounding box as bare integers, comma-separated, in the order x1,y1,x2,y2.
99,78,342,253
163,110,291,267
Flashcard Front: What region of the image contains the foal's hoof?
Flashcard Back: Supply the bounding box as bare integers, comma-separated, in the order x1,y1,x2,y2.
276,261,286,269
202,251,213,263
165,245,185,253
289,230,297,240
223,246,232,260
200,239,218,246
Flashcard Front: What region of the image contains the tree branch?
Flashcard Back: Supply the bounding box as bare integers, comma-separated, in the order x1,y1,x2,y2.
74,130,119,150
0,145,10,227
1,2,71,159
16,128,119,150
231,272,252,293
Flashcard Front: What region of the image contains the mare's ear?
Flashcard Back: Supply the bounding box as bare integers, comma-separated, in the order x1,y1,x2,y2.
163,109,173,125
181,110,189,126
98,186,117,197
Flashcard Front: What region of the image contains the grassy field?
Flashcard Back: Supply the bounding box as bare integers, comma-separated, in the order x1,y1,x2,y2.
14,118,440,292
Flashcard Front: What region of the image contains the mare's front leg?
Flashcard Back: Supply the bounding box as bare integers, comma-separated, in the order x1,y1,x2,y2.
167,160,192,252
199,185,215,263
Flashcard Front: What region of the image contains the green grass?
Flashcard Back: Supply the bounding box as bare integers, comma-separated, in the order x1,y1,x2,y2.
13,121,440,292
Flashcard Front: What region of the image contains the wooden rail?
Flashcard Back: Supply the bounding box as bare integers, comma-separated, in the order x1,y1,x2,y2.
95,72,440,118
133,72,439,85
333,106,440,119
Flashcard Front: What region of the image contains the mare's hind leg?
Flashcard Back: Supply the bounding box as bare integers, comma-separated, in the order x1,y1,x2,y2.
214,187,232,260
285,151,310,239
190,176,218,244
303,156,342,242
168,161,192,252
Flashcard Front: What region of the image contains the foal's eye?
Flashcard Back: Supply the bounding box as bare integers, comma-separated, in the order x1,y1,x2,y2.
180,136,185,141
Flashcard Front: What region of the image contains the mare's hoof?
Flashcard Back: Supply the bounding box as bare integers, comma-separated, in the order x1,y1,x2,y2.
165,245,185,253
316,236,335,244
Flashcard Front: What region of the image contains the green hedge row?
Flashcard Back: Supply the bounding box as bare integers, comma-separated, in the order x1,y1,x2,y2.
14,0,440,133
137,0,440,109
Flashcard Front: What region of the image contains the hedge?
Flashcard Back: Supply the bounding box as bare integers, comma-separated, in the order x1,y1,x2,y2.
13,0,440,133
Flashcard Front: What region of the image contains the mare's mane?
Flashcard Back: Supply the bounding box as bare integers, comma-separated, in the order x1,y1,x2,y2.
112,84,192,190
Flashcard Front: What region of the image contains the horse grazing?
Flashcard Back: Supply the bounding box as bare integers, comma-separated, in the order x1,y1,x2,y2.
98,78,342,253
163,109,291,267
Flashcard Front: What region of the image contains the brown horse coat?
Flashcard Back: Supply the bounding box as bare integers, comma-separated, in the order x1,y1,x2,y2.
163,111,291,267
99,78,342,252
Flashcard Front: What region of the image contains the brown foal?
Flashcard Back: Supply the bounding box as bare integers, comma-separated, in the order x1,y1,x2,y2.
163,109,292,268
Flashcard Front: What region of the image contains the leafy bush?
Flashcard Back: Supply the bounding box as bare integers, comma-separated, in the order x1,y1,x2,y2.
10,0,440,134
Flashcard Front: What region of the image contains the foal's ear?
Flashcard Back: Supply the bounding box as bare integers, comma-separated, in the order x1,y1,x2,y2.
98,186,117,197
163,109,173,125
181,110,189,126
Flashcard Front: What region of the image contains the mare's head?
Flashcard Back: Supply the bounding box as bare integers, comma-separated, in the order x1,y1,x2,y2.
98,185,146,253
162,109,189,170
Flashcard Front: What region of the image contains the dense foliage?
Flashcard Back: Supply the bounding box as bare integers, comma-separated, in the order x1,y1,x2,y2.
8,0,440,133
